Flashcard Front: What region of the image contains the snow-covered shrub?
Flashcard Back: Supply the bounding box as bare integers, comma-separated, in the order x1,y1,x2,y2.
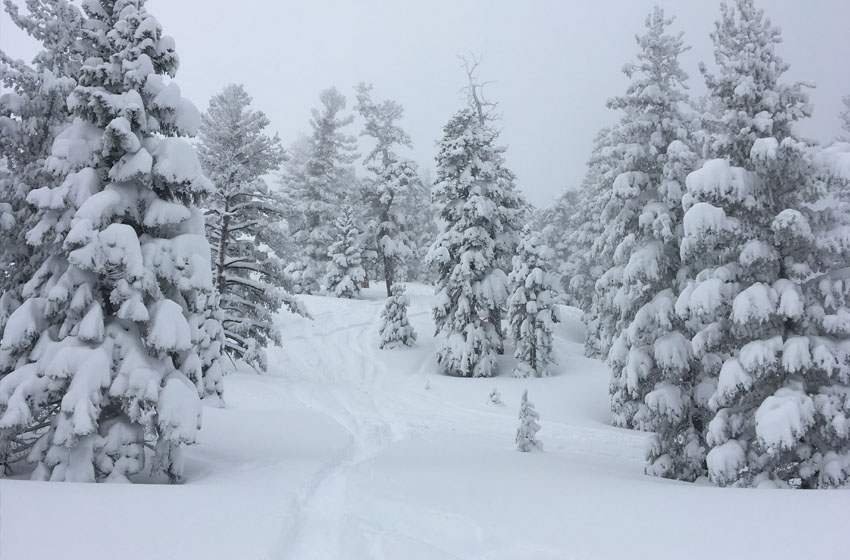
379,283,416,349
516,390,542,452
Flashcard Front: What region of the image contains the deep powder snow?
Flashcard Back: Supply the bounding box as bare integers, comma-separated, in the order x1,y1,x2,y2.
0,284,846,559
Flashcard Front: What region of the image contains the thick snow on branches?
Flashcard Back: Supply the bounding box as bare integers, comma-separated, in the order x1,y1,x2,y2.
0,0,220,482
427,105,523,377
325,206,366,299
507,228,560,378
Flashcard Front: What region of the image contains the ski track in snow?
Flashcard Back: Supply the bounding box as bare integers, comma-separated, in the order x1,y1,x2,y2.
5,285,847,560
273,296,421,558
268,288,642,559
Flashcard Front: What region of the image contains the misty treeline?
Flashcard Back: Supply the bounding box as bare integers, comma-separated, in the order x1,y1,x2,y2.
0,0,849,489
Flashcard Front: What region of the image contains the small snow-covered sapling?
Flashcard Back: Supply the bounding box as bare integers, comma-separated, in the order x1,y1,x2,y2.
379,283,417,349
516,390,542,452
487,387,504,406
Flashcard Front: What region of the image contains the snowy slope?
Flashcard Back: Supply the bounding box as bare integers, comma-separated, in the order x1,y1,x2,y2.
1,284,847,560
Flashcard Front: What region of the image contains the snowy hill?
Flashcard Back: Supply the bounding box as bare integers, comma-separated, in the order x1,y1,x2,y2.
1,284,846,560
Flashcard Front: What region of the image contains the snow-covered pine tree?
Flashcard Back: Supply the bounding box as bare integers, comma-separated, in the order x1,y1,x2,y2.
672,0,850,488
324,205,366,298
536,189,581,306
0,0,82,327
507,228,561,378
398,169,438,285
428,109,515,377
642,288,706,481
281,87,358,294
354,83,419,296
516,390,542,452
378,282,417,349
197,83,294,374
271,134,310,267
0,0,218,482
811,145,850,485
427,60,523,377
593,8,698,434
566,127,623,355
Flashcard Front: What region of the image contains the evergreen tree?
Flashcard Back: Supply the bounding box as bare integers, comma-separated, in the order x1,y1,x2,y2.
427,105,522,377
672,0,850,487
378,283,417,349
486,387,503,406
595,8,698,433
536,189,581,307
197,83,293,374
516,390,542,452
507,228,561,378
0,0,219,482
399,170,439,285
565,127,623,353
427,60,523,377
0,0,82,325
281,87,358,294
642,288,707,481
324,206,366,299
354,83,419,296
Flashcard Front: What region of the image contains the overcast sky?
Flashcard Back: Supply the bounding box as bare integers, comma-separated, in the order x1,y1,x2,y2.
2,0,849,207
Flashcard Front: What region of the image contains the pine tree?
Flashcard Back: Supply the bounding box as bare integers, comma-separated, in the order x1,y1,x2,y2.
642,289,706,481
0,0,82,327
427,60,523,377
0,0,218,482
324,206,366,299
427,106,522,377
354,83,419,296
281,87,358,294
516,390,542,452
536,189,581,306
197,83,293,374
811,142,850,487
566,127,624,355
379,283,417,349
399,169,439,285
672,0,850,487
593,8,698,433
507,228,561,378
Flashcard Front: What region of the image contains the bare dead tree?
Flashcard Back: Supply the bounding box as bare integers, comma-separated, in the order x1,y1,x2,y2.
458,52,500,124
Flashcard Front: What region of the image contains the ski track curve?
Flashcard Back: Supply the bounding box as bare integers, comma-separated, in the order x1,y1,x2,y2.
269,290,635,558
272,297,424,559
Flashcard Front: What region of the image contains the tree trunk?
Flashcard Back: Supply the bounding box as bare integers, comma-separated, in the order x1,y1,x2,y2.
379,188,396,298
383,255,394,297
490,307,504,355
217,206,230,297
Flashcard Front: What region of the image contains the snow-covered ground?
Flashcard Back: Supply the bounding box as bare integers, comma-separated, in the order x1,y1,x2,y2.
1,284,847,560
